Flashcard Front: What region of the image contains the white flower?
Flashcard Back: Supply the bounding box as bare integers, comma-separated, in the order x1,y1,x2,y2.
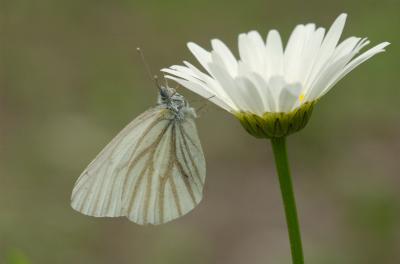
162,13,389,116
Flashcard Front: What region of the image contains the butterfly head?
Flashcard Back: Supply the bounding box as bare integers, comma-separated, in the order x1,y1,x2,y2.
158,86,194,120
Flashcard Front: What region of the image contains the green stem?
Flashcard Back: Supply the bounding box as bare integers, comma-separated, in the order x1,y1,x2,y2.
270,137,304,264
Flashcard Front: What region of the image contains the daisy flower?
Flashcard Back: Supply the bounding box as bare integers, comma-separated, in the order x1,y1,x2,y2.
162,14,389,264
162,13,389,138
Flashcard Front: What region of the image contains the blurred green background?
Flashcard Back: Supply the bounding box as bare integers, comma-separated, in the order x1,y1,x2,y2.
1,0,400,263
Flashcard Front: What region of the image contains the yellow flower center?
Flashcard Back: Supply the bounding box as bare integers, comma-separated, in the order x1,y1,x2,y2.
299,93,305,102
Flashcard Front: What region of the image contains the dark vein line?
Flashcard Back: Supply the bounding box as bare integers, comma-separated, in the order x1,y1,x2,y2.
179,126,203,185
169,173,182,216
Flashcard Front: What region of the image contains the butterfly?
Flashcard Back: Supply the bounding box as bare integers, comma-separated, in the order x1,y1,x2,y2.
71,85,206,225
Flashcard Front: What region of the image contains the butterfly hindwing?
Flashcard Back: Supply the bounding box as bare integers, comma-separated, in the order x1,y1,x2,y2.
150,118,205,224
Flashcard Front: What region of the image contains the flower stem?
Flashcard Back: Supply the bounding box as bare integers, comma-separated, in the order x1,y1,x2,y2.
270,137,304,264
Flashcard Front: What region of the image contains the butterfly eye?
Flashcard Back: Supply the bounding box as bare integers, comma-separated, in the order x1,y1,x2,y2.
159,88,169,99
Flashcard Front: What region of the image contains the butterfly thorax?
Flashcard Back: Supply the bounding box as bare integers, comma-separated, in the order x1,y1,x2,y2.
157,86,195,120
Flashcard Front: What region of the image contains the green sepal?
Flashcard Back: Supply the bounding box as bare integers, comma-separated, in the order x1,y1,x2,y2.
234,101,316,139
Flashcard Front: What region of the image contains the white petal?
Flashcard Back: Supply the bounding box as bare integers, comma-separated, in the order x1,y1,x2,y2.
211,39,238,76
238,33,264,72
268,76,292,112
306,51,356,101
165,76,234,112
248,31,267,74
297,25,325,85
248,31,265,49
162,67,203,84
319,42,390,98
304,38,367,98
210,51,229,73
269,75,286,99
169,64,193,74
182,61,234,102
246,73,276,112
266,30,284,78
187,42,212,72
238,33,251,66
234,77,266,115
163,75,208,96
290,23,317,83
183,61,216,83
284,24,305,81
207,62,246,110
332,37,362,59
237,60,251,77
302,27,326,87
323,13,347,51
236,62,276,112
208,62,265,113
163,63,237,110
306,13,347,86
278,83,302,112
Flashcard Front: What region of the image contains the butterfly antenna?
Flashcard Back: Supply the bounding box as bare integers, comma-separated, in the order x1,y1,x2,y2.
164,76,170,88
136,47,161,91
153,75,162,91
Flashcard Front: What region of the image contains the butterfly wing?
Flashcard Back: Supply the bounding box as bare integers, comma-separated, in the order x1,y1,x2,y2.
71,107,206,225
153,114,206,224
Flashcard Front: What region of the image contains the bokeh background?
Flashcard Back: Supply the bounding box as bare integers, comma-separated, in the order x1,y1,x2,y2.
1,0,400,263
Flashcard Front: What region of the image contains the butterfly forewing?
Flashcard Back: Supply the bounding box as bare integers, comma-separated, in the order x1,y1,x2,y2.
71,106,206,225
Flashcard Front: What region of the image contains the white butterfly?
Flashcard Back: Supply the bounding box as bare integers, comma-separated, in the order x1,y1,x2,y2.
71,85,206,225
